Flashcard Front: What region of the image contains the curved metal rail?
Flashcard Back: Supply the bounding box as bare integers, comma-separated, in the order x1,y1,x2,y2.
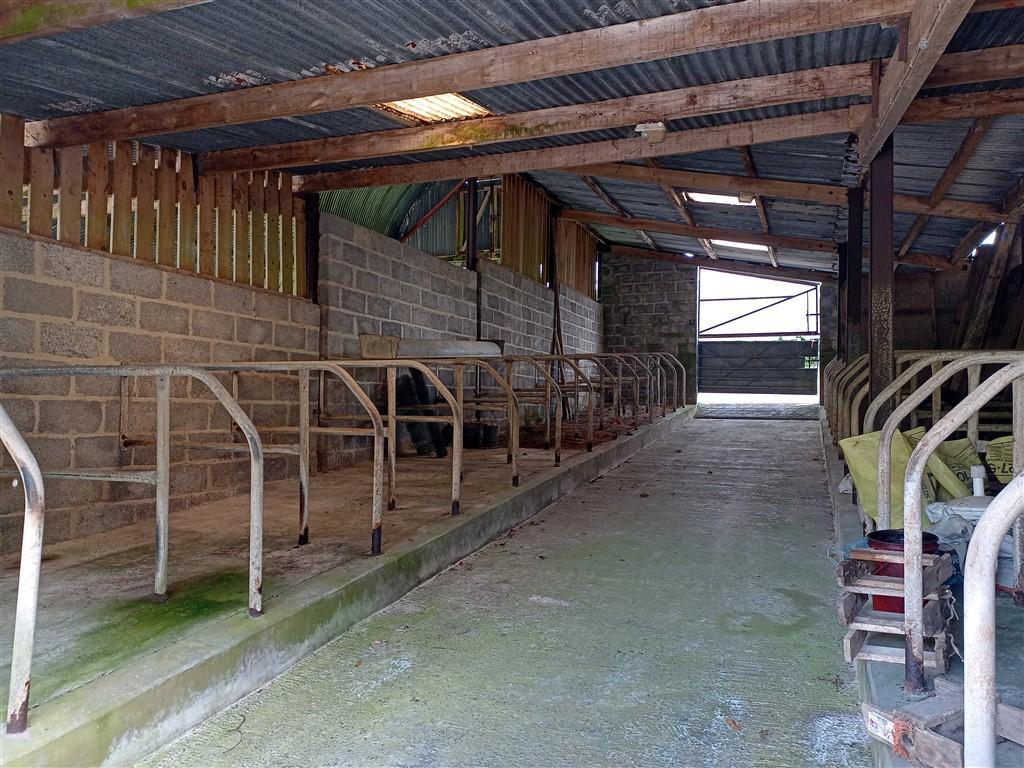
900,360,1024,692
2,404,45,735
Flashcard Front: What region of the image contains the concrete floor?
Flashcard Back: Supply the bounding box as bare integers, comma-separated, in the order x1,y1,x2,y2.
139,419,870,768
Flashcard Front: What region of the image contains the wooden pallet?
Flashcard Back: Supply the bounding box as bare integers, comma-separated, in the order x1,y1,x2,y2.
836,549,955,672
862,678,1024,768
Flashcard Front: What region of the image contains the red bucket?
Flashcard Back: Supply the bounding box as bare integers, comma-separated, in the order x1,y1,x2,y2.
867,529,940,613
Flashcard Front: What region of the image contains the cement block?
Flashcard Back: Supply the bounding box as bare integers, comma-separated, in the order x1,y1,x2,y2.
109,260,163,299
0,232,35,273
39,245,107,287
0,316,36,353
164,272,213,306
140,301,190,335
108,331,163,363
235,317,273,345
78,292,136,327
40,322,104,359
191,309,235,340
3,277,74,318
38,399,103,434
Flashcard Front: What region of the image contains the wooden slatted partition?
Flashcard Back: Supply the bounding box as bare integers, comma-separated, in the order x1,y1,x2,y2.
5,115,308,299
500,174,551,284
556,219,599,299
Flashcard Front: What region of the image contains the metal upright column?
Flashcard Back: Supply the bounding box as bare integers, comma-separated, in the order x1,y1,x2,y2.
847,187,864,360
838,242,848,362
868,136,895,422
153,374,171,602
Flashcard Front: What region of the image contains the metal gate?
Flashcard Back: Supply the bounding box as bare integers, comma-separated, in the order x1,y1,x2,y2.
698,340,819,395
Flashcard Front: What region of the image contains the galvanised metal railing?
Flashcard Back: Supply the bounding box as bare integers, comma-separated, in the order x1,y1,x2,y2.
897,359,1024,693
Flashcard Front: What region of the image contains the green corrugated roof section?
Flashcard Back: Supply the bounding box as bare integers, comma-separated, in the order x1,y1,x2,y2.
318,184,427,239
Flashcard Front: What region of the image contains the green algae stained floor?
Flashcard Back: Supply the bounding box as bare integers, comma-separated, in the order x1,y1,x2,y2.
138,419,870,768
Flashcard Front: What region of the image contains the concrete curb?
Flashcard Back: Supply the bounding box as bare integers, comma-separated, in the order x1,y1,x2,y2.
3,407,693,766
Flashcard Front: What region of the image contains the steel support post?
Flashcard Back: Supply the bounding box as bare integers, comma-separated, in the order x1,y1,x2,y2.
868,136,895,423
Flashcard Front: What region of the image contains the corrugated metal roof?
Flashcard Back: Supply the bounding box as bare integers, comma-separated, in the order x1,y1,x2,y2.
0,0,1019,273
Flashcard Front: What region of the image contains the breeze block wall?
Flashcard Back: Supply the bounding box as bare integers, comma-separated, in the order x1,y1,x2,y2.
317,214,601,467
600,253,698,402
0,229,319,551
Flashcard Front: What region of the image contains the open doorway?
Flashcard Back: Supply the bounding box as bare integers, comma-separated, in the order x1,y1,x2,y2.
696,268,822,416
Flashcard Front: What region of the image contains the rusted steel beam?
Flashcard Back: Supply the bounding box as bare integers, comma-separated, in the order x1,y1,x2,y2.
846,187,865,359
869,136,895,424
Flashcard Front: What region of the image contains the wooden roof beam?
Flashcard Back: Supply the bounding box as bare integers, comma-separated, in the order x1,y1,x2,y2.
0,1,210,45
857,0,975,167
643,159,720,261
572,162,1010,223
579,175,658,250
608,244,836,284
294,89,1022,193
24,0,927,147
897,117,992,258
738,146,779,267
201,45,1024,175
560,209,837,253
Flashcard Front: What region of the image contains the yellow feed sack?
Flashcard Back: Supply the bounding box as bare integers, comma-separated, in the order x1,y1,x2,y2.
985,436,1016,483
904,428,974,501
839,429,937,528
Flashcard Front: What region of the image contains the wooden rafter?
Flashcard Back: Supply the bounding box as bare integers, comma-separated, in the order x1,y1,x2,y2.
0,1,209,45
857,0,975,166
560,209,837,253
960,222,1020,347
575,162,1008,223
950,175,1024,264
200,45,1024,175
609,245,835,284
295,89,1023,193
738,147,778,268
24,0,925,147
296,107,866,192
579,175,657,250
898,117,992,258
643,159,719,261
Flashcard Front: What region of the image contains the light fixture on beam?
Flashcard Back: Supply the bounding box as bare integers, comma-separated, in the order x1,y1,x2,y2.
634,121,667,143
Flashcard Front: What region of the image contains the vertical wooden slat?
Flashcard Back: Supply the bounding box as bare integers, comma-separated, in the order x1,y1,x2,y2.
28,147,54,237
197,174,215,275
279,175,294,294
232,172,249,283
84,142,108,249
0,114,24,229
57,146,83,244
294,196,307,298
156,148,177,264
215,173,233,280
135,144,157,260
177,152,196,271
249,171,266,289
266,172,281,292
110,141,134,256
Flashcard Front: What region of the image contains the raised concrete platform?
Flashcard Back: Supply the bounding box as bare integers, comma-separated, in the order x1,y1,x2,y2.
819,415,1024,768
1,407,692,766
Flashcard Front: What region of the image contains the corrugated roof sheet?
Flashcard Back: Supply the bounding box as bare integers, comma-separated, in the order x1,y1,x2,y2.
1,0,1020,273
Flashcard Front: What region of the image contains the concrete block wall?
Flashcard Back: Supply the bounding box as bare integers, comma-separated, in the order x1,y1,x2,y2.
317,214,602,466
0,230,319,551
600,254,698,401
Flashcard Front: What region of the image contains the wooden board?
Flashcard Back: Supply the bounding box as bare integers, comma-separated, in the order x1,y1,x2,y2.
215,173,233,280
56,145,83,244
110,141,134,256
27,147,54,236
232,172,249,283
156,148,177,264
177,152,196,271
294,195,306,298
249,171,265,289
0,114,24,228
848,548,940,565
197,173,215,275
134,144,157,260
84,142,108,250
266,172,280,292
279,175,294,294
